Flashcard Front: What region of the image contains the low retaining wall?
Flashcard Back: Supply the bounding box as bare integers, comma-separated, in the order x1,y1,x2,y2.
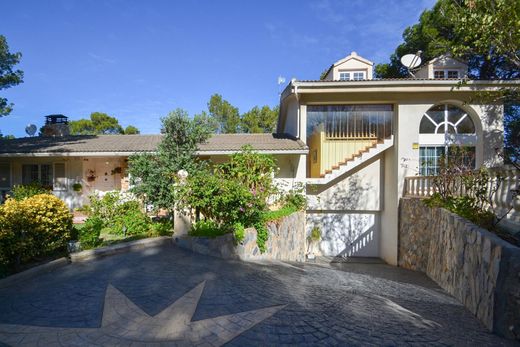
399,197,520,340
174,211,306,262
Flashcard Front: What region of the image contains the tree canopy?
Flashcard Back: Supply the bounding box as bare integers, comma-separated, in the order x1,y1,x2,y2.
205,93,279,134
241,105,279,133
375,0,519,80
69,112,139,135
375,0,519,164
0,35,23,117
208,94,241,134
128,109,213,212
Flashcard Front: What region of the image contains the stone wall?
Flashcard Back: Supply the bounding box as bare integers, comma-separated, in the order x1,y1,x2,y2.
174,211,306,262
399,197,520,340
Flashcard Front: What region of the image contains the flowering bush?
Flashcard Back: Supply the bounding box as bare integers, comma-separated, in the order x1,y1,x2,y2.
0,194,72,274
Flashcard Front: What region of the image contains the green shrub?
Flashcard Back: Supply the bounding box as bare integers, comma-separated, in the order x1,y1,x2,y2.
79,217,103,249
233,222,245,243
309,226,321,242
0,194,72,272
9,183,50,201
281,184,307,211
113,209,151,236
150,219,173,236
189,220,228,238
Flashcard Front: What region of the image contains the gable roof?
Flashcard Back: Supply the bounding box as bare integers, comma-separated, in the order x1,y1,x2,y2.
323,51,374,79
0,133,307,157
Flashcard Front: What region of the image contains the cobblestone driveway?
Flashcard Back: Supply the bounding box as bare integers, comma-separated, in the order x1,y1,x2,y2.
0,243,515,346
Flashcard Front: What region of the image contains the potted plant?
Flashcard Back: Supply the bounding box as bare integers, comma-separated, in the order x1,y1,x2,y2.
72,182,82,192
307,226,321,260
86,169,96,182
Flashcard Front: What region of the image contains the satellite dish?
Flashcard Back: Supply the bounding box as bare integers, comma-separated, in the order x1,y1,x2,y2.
25,124,37,137
400,51,422,77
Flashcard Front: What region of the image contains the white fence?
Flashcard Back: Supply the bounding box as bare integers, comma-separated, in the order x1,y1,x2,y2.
403,166,520,228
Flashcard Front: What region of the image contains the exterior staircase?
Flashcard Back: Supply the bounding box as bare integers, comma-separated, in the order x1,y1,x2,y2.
307,136,393,185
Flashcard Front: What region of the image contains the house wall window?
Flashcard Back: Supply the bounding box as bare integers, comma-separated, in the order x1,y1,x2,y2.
22,164,53,188
433,69,459,79
339,71,365,81
54,163,67,191
419,146,476,176
418,103,477,175
0,163,10,189
307,104,393,140
339,72,350,80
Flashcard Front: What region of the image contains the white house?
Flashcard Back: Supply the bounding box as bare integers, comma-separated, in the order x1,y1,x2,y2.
0,52,516,265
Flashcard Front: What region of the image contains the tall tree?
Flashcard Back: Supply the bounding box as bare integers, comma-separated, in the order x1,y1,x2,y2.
375,0,519,164
69,112,139,135
0,35,23,117
123,125,140,134
207,94,241,133
128,109,213,212
241,105,279,133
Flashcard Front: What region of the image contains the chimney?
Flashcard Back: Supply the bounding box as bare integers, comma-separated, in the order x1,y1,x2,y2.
41,114,70,137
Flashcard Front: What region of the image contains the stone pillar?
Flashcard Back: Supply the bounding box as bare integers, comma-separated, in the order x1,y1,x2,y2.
174,170,191,236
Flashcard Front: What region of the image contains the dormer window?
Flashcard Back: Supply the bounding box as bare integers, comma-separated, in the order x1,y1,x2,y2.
339,71,365,81
433,69,459,79
339,72,350,80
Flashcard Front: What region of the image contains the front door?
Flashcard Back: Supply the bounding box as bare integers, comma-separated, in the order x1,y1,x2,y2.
93,160,116,191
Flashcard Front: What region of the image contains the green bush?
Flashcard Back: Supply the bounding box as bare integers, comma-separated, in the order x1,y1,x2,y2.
189,220,229,238
180,146,279,252
79,217,103,249
113,209,151,236
150,219,173,236
9,183,50,201
233,222,245,243
0,194,73,273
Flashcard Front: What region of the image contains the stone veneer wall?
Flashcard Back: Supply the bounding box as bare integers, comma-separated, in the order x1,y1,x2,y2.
174,211,306,262
399,197,520,340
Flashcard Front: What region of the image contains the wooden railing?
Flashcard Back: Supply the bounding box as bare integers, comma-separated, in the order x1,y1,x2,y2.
403,166,520,226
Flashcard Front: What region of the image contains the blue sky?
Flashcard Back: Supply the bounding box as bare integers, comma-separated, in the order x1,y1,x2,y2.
1,0,435,137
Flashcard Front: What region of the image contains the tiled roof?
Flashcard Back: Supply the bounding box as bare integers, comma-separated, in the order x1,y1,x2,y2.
0,133,307,155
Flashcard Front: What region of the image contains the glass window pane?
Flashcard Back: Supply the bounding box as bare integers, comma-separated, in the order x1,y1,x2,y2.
447,105,465,124
40,164,53,187
426,105,445,124
434,70,445,78
22,164,39,185
456,116,475,134
448,70,459,78
0,163,10,189
419,116,436,133
54,163,66,190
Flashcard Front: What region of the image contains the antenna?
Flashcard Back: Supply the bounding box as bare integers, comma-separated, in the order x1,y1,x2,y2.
277,75,286,95
25,124,37,137
400,51,422,78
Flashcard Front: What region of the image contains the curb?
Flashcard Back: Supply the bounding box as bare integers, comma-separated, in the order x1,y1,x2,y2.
70,236,173,263
0,257,70,289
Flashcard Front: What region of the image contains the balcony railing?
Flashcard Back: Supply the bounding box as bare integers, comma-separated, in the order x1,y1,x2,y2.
403,167,520,227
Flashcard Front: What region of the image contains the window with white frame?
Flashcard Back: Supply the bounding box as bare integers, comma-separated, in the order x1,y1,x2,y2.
339,71,365,81
339,72,350,80
418,104,477,175
433,69,459,79
22,164,53,188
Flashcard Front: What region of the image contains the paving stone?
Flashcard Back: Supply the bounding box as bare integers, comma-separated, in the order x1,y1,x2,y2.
0,244,516,346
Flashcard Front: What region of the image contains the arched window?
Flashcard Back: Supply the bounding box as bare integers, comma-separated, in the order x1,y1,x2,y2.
418,104,477,176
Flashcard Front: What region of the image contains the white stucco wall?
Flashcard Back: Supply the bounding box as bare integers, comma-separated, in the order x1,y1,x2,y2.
307,158,383,257
283,98,299,137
